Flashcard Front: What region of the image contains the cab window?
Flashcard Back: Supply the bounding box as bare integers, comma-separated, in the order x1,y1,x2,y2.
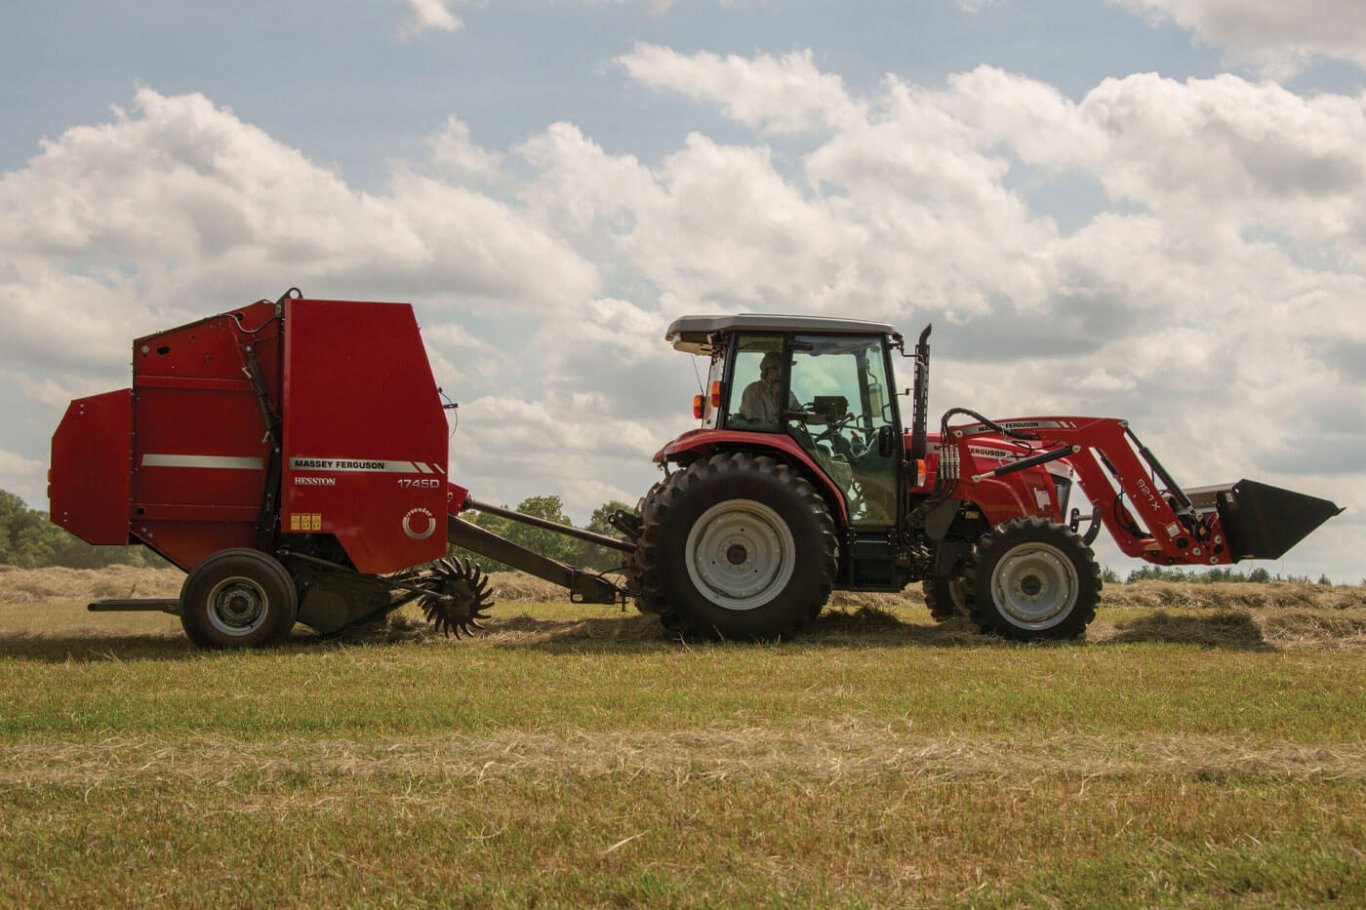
724,334,785,432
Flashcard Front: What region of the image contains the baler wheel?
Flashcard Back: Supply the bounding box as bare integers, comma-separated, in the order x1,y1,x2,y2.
179,548,299,649
634,452,837,640
412,557,494,638
962,518,1101,641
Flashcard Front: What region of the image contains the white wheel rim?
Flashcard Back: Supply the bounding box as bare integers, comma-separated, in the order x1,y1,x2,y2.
685,499,796,611
206,575,269,637
989,543,1078,630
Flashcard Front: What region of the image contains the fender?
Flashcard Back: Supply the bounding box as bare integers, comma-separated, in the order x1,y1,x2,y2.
655,428,851,525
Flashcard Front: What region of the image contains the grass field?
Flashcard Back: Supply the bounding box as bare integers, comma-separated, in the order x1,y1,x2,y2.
1,570,1363,908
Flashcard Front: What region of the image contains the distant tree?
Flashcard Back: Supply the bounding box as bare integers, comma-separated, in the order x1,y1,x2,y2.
1126,565,1190,584
1100,566,1121,585
1318,573,1333,586
456,495,639,575
581,500,634,572
1248,567,1271,584
0,488,165,569
461,495,584,572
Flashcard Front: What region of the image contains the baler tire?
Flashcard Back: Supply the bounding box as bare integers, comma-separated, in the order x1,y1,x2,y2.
962,518,1100,641
922,573,968,622
635,452,837,641
179,548,299,649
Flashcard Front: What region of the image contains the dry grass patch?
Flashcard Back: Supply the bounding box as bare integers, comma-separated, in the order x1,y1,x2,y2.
3,725,1364,790
0,564,182,602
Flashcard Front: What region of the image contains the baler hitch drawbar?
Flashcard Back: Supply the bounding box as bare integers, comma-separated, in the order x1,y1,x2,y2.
448,503,633,607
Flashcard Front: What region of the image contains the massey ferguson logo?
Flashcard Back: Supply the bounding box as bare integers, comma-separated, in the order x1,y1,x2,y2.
403,507,437,541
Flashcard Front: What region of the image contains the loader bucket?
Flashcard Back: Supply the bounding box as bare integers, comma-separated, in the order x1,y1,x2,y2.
1186,480,1343,561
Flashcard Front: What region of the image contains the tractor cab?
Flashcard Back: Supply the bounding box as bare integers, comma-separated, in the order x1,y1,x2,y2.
664,314,908,545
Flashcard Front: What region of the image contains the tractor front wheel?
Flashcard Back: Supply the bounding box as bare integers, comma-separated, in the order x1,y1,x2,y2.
180,548,299,648
635,453,837,640
962,518,1100,641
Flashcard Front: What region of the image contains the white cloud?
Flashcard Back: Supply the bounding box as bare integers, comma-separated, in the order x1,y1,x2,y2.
0,449,46,510
428,116,504,182
1113,0,1366,76
0,89,598,381
4,49,1361,573
399,0,464,37
619,44,864,136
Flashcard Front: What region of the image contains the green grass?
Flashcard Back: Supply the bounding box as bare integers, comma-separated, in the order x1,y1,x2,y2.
1,597,1363,908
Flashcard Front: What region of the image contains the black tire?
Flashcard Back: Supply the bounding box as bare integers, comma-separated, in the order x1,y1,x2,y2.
922,573,968,622
179,548,299,648
962,518,1100,641
635,452,837,640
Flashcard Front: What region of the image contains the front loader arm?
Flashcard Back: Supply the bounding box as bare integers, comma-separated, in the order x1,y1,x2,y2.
946,416,1233,566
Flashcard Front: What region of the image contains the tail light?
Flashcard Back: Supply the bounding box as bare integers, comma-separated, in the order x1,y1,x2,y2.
710,380,722,408
693,394,705,419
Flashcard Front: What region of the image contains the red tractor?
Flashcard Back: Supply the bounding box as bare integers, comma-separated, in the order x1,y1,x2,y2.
616,315,1343,641
48,295,1340,647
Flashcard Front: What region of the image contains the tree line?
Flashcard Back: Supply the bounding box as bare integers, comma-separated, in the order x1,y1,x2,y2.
0,490,164,569
459,495,635,574
1,487,1343,584
0,487,633,574
1124,564,1336,586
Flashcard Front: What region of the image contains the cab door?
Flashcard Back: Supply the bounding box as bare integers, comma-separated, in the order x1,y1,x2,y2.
785,335,900,528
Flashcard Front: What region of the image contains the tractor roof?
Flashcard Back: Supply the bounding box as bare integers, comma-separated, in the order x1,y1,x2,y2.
666,314,900,355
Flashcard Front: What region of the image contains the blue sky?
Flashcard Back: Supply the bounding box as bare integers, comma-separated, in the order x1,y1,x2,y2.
2,0,1363,580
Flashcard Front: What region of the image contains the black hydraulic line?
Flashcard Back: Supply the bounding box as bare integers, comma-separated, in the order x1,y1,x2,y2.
940,407,1039,443
1125,427,1194,512
970,445,1079,483
447,516,622,604
463,498,635,553
243,343,282,553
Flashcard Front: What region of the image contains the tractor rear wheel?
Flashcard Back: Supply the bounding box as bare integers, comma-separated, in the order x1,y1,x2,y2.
962,518,1100,641
179,548,299,648
635,453,837,640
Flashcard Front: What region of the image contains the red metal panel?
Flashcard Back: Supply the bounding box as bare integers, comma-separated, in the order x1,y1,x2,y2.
282,298,449,574
50,389,133,545
129,301,281,570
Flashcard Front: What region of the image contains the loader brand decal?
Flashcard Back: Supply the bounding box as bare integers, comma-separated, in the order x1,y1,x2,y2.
289,512,324,532
289,457,445,474
968,445,1020,461
293,476,337,487
959,419,1078,436
403,507,437,541
142,454,265,470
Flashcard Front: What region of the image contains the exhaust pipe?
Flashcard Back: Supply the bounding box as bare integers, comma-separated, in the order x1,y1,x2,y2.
1186,480,1343,561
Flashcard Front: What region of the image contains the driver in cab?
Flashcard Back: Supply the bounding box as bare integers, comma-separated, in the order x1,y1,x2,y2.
739,351,799,427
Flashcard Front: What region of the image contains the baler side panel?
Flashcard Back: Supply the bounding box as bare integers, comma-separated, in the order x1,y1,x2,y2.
129,302,282,571
50,389,134,545
282,299,448,575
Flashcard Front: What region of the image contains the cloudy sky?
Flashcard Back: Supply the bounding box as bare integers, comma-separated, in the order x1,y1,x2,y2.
2,0,1362,580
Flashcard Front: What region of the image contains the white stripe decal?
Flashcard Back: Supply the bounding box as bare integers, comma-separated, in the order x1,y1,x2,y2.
143,454,265,470
415,462,432,474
